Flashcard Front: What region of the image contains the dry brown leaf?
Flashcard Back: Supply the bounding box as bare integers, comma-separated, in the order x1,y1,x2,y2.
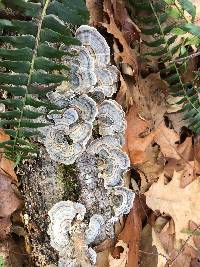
111,196,145,267
188,221,200,250
96,249,111,267
108,240,129,267
101,0,139,108
179,161,197,188
157,218,175,254
136,144,165,190
102,0,138,73
124,104,155,165
167,112,188,134
0,157,17,181
145,171,200,246
110,0,140,45
139,224,158,267
115,74,132,108
124,100,165,185
86,0,103,25
154,122,180,160
152,229,169,267
0,172,22,240
166,95,184,113
0,129,17,180
163,137,199,187
133,74,168,129
152,218,199,267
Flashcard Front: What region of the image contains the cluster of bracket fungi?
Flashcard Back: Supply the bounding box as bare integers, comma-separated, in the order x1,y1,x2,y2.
44,25,135,266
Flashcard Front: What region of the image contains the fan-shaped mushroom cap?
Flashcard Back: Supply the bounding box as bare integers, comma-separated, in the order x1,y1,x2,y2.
61,44,97,94
69,45,95,70
95,66,119,86
47,90,74,108
45,121,92,165
94,65,119,97
70,94,98,122
45,93,97,164
48,108,79,125
58,258,76,267
87,136,122,151
98,100,126,136
85,214,105,244
47,92,97,123
70,122,92,145
94,84,117,98
87,137,130,187
97,149,130,187
70,65,97,94
76,25,110,66
48,201,86,254
62,108,79,125
111,187,135,220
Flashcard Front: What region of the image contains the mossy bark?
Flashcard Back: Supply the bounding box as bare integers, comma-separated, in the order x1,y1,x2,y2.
21,146,79,267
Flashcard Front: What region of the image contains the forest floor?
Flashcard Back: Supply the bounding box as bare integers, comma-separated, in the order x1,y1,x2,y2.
1,0,200,267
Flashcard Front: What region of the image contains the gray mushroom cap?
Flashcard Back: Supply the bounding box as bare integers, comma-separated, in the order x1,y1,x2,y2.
85,214,105,244
87,137,130,187
70,66,97,94
69,45,95,70
48,201,86,254
111,187,135,221
47,90,75,108
98,100,126,136
75,25,110,66
70,94,98,122
45,121,92,165
94,65,119,97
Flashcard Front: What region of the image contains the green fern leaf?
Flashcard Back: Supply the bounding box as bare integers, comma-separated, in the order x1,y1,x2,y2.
0,0,88,163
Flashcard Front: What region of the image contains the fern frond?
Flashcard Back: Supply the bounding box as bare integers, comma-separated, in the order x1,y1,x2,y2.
128,0,200,133
147,0,200,134
0,0,88,162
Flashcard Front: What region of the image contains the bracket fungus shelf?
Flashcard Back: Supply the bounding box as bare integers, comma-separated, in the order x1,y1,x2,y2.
41,25,135,266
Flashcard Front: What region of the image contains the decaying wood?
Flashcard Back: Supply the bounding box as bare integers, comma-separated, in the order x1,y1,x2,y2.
21,146,79,266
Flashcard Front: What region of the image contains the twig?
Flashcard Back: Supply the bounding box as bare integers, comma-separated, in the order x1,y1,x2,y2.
168,224,200,266
168,51,200,64
139,249,169,262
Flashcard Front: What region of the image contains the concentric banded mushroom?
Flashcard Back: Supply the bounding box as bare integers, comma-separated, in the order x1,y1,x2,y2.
48,201,86,254
94,65,119,97
85,214,105,244
45,25,134,266
75,25,110,66
45,121,92,165
97,100,126,136
70,94,98,122
87,137,130,187
111,187,135,220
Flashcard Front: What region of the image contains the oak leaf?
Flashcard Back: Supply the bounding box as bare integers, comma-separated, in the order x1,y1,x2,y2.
134,74,168,129
145,171,200,245
154,122,180,160
102,0,138,73
0,172,22,240
0,129,17,180
124,104,155,165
